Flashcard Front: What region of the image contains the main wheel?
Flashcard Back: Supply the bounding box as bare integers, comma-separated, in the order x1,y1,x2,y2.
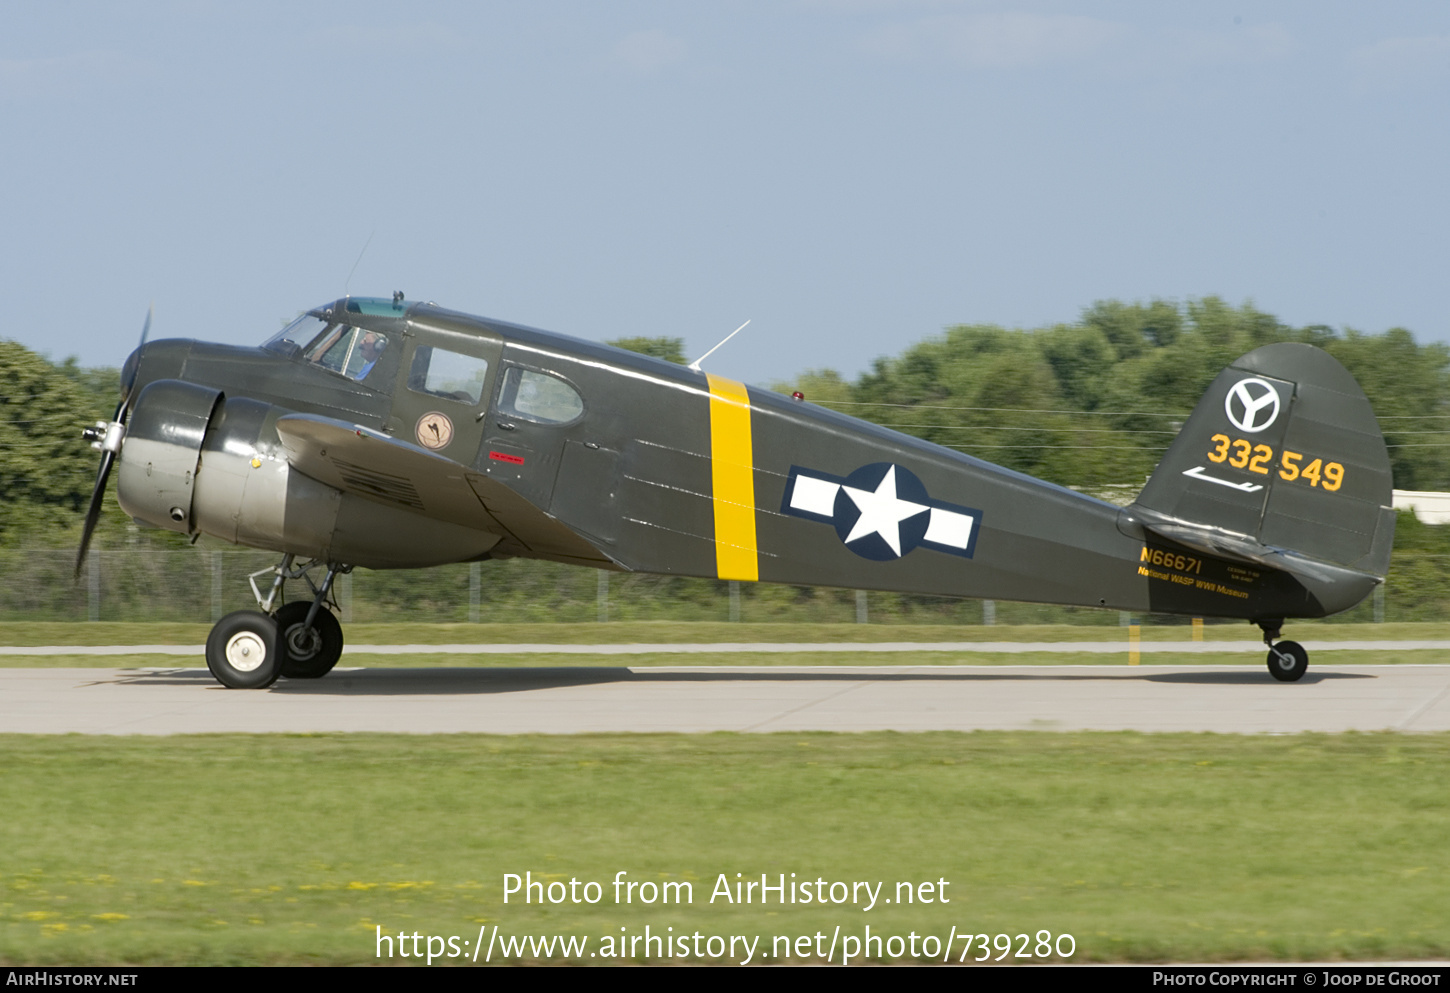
1266,640,1308,682
275,600,344,679
206,611,282,689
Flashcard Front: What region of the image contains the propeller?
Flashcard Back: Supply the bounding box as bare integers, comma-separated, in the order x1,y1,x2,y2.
74,306,151,580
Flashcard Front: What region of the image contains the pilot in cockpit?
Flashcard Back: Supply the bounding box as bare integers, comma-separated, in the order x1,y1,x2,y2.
354,332,388,380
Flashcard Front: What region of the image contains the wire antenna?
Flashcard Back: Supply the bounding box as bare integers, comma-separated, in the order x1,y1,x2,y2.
688,319,750,372
343,229,376,297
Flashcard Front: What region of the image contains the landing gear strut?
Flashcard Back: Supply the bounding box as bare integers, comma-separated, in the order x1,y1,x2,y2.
202,554,349,688
1257,618,1308,682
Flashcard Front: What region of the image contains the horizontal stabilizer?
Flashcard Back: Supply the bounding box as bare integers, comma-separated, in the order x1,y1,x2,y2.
1127,508,1380,589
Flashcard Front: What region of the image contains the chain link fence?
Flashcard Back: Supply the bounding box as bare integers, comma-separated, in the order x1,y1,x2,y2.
1,548,1435,626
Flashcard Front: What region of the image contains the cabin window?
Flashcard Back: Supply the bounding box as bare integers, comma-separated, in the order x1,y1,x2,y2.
408,345,490,404
498,368,584,424
307,328,352,371
295,325,390,381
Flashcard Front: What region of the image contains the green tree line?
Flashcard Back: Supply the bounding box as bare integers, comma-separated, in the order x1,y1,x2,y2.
0,343,124,545
5,297,1450,550
778,297,1450,493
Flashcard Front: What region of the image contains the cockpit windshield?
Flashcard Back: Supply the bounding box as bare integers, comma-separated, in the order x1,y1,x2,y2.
262,310,391,382
263,311,332,356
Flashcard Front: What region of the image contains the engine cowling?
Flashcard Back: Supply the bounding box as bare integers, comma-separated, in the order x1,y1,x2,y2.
115,379,222,535
116,378,501,567
118,379,342,559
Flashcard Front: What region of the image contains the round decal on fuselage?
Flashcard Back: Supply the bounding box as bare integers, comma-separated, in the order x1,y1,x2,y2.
415,411,455,450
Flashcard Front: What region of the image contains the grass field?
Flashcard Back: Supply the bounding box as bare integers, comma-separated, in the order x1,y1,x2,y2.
3,622,1447,965
1,732,1447,965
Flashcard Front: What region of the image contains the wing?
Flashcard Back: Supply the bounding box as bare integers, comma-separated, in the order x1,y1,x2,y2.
274,413,616,567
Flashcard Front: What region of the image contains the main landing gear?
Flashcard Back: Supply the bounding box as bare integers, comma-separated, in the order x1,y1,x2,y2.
1257,618,1308,682
203,554,349,689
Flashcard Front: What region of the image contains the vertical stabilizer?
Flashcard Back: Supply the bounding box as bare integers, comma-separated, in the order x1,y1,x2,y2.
1129,343,1394,579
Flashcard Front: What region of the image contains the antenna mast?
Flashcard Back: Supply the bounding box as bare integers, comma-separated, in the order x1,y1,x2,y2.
688,319,751,372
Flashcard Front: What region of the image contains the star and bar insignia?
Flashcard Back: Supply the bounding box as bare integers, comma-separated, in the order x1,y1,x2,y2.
780,462,982,561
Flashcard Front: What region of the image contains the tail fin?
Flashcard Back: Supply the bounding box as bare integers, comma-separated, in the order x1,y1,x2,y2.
1127,343,1394,604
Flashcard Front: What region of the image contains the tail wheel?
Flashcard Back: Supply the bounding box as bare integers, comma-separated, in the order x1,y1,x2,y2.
206,611,282,689
275,600,344,679
1266,640,1308,682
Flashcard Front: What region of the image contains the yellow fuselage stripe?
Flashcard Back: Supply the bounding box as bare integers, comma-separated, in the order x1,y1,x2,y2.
706,373,759,581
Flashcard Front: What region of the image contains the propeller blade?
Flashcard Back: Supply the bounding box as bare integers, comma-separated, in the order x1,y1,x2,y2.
74,448,116,581
120,304,153,399
76,304,151,581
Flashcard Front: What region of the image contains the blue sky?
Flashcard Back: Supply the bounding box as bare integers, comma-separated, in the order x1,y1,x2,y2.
4,1,1448,386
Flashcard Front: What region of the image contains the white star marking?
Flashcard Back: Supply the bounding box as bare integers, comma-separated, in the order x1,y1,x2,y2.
841,465,930,556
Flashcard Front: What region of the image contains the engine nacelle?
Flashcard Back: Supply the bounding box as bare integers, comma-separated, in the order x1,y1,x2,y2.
189,394,342,560
118,379,344,559
116,379,221,535
117,378,500,567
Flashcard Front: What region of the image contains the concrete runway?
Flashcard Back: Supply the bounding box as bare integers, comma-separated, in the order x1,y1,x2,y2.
6,639,1450,655
3,663,1449,735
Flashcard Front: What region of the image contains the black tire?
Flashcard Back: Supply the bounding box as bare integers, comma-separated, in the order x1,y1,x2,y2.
275,600,344,679
205,611,282,689
1266,640,1308,682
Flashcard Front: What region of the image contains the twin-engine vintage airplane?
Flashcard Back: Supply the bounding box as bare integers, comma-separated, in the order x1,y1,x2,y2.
78,295,1395,688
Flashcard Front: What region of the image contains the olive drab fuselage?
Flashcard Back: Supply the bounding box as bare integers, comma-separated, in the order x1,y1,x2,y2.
106,296,1394,687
